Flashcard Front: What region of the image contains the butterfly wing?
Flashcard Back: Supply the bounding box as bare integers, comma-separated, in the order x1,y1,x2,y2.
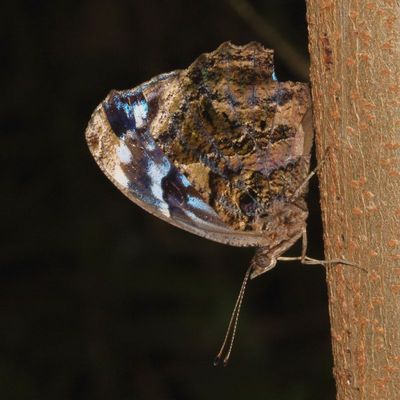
85,71,265,247
86,43,312,251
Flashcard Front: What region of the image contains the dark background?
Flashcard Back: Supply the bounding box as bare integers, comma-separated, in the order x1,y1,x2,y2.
2,1,334,399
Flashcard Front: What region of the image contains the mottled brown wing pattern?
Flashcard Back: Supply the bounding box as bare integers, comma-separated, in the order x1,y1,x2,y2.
85,71,268,247
85,42,313,275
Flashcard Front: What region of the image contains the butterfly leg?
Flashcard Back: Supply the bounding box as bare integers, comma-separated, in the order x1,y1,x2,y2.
278,228,364,270
290,147,331,202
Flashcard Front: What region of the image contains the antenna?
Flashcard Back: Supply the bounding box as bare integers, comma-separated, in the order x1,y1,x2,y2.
214,264,252,367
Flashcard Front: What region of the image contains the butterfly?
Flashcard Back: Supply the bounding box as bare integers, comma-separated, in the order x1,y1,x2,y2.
85,42,314,365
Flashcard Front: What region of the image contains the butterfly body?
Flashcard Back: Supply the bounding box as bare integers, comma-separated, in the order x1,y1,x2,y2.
86,42,313,278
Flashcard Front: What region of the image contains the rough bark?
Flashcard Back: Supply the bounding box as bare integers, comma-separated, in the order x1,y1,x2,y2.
306,1,400,399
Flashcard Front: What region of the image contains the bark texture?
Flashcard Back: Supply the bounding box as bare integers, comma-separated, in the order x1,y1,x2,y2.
306,1,400,399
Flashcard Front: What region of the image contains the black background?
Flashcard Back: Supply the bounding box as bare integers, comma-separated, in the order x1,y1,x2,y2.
2,1,334,399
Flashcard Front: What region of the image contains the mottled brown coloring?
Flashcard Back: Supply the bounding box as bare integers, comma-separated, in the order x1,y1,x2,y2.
151,43,312,233
86,42,313,277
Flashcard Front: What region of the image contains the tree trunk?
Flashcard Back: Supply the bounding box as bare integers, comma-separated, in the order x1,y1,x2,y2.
306,1,400,399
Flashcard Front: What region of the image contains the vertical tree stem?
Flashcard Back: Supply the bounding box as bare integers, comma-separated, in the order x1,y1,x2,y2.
306,1,400,399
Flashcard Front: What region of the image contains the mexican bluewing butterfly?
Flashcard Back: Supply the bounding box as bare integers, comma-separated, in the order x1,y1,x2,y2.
85,42,313,364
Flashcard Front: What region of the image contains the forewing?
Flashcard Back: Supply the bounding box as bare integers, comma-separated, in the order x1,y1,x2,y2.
85,72,265,247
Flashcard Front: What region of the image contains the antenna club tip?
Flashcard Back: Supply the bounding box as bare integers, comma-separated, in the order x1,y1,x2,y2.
213,356,230,367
